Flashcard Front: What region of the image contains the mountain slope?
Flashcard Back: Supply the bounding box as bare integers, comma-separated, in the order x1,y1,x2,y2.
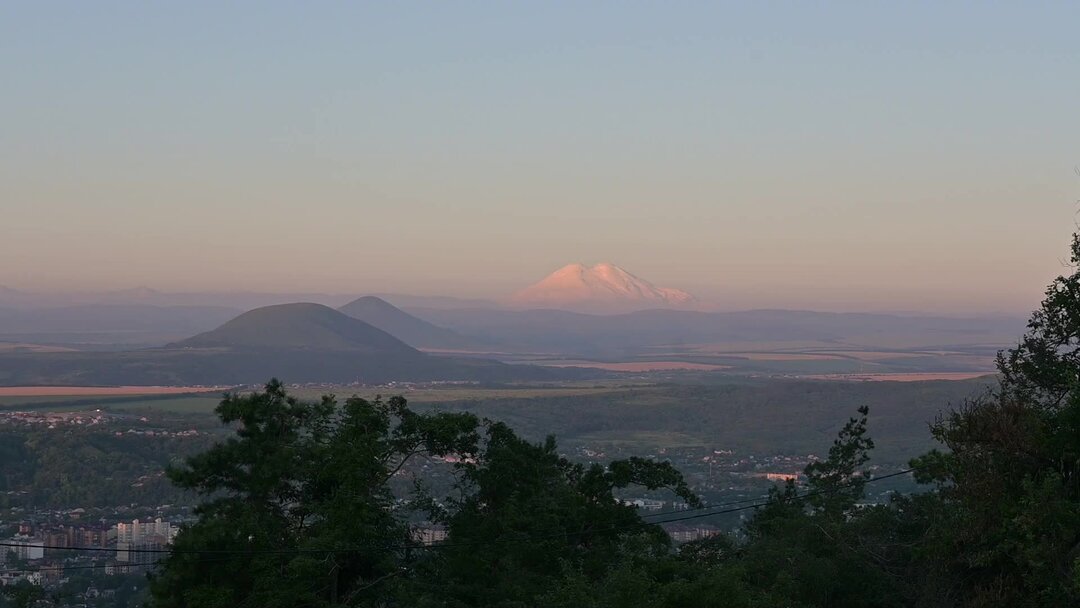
172,303,417,353
511,263,694,311
337,296,477,350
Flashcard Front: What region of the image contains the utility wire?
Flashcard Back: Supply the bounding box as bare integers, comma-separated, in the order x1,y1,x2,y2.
29,560,161,573
0,466,917,557
15,555,240,575
640,466,915,520
407,468,917,550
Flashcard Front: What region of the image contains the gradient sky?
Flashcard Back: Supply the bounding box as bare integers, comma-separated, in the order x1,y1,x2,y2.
2,2,1078,313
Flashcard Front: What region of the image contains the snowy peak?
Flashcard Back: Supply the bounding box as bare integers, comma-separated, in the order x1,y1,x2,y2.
510,263,695,311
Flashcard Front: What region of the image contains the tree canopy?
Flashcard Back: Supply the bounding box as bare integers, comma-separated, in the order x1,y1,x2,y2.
149,381,698,607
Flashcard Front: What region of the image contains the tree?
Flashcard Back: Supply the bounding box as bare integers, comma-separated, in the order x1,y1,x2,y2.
997,232,1080,407
908,231,1080,607
413,421,699,607
532,407,899,608
804,405,875,517
148,379,480,608
729,406,906,608
0,581,43,608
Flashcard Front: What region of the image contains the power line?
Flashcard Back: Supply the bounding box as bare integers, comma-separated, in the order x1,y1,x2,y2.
0,466,917,557
641,467,915,520
0,542,285,556
13,555,240,575
30,560,161,573
407,468,917,550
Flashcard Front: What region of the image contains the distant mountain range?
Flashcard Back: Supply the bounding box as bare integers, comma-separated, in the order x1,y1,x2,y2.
511,263,695,312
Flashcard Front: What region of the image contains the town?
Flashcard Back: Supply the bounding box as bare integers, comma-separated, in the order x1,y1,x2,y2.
0,400,916,607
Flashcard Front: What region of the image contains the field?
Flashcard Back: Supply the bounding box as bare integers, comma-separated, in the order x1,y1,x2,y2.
801,372,996,382
524,361,732,372
572,430,710,449
508,343,1002,377
0,392,225,412
398,377,996,462
0,342,78,353
0,385,227,397
0,375,995,465
287,383,640,403
0,383,640,413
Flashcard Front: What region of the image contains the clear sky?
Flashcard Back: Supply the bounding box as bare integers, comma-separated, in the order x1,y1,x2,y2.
2,2,1077,313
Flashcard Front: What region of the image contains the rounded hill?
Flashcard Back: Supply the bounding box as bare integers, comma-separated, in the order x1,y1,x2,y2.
172,303,418,353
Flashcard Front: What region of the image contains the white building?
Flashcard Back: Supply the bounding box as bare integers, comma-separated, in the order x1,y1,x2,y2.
413,527,448,546
664,525,721,543
0,571,42,586
622,498,665,511
2,536,45,561
114,518,175,545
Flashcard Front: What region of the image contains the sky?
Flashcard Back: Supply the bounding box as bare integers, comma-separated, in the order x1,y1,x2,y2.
2,2,1078,313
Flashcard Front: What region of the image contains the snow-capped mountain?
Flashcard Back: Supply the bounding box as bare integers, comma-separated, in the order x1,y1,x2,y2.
509,263,695,311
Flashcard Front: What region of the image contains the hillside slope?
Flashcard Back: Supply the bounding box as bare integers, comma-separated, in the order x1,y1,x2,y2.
337,297,478,350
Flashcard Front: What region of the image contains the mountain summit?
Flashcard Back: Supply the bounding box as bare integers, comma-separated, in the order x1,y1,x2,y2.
510,263,694,311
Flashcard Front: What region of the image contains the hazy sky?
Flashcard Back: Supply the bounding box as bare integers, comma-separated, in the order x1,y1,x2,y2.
2,3,1077,313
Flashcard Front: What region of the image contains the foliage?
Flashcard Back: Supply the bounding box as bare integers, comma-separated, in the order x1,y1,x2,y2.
0,428,214,509
803,405,875,516
906,232,1080,607
525,405,901,608
413,421,698,607
0,581,43,608
726,406,907,608
148,380,698,608
148,379,480,607
996,233,1080,407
